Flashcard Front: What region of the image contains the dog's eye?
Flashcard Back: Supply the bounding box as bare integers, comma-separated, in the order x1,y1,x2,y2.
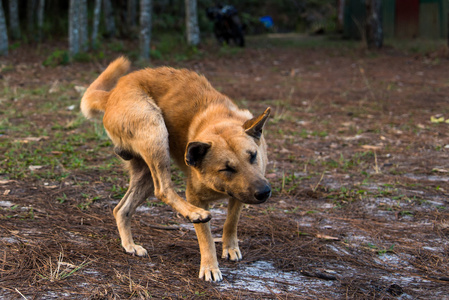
249,151,257,164
219,164,237,174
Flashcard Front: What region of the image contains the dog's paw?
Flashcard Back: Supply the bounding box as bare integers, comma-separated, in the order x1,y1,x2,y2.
124,244,148,257
199,265,223,282
186,209,212,224
222,246,242,261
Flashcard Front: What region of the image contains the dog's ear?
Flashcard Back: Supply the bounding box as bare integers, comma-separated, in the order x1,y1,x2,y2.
185,141,211,167
243,107,271,139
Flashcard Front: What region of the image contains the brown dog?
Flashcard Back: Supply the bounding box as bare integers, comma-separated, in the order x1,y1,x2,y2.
80,57,271,282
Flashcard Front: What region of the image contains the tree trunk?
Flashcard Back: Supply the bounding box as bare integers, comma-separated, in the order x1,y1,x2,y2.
9,0,21,40
365,0,383,49
69,0,80,55
127,0,137,28
37,0,45,41
0,0,8,56
139,0,152,60
92,0,101,49
103,0,116,37
27,0,36,35
79,0,88,51
185,0,200,46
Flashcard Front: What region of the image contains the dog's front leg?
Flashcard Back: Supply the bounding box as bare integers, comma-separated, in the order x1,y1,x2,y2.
193,221,222,282
186,186,222,282
222,198,243,261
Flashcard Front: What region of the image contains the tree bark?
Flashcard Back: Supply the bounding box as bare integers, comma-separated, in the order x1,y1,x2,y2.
0,0,8,56
365,0,383,49
185,0,200,46
9,0,21,40
103,0,116,37
37,0,45,41
92,0,101,48
139,0,152,60
27,0,36,35
127,0,137,28
69,0,80,55
79,0,88,51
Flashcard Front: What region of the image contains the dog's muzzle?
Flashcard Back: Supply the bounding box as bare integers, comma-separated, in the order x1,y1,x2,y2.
254,184,272,203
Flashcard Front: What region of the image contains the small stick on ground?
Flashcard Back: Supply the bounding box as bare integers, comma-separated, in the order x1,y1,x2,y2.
312,171,325,192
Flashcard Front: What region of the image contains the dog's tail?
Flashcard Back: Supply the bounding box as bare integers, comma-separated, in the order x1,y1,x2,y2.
80,56,131,119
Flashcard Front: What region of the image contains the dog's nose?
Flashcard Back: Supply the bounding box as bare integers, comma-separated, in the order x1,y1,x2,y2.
254,185,271,202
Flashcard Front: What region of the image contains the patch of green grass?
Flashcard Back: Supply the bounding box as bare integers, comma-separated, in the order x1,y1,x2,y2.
311,130,328,138
399,210,414,217
57,193,68,204
111,185,128,200
0,121,116,180
146,200,165,207
43,49,70,66
377,244,396,255
385,38,447,55
0,205,35,220
0,83,120,180
322,151,374,172
285,206,301,214
38,253,91,282
271,92,295,124
273,172,312,195
217,44,243,57
326,186,368,205
365,243,395,255
262,206,277,215
77,194,101,210
148,33,204,62
249,34,358,51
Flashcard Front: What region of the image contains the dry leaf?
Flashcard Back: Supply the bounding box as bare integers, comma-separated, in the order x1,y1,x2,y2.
431,116,445,123
361,145,381,151
29,165,43,171
0,180,15,184
74,85,87,94
49,80,60,93
44,185,59,189
14,136,49,143
316,234,340,241
279,148,291,154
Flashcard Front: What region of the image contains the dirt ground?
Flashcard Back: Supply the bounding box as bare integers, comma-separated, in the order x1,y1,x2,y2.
1,35,449,299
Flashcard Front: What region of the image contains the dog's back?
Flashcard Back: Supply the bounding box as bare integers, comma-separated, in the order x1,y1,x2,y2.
103,63,251,164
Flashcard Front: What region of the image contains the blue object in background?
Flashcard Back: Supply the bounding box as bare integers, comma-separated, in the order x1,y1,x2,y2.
259,16,273,29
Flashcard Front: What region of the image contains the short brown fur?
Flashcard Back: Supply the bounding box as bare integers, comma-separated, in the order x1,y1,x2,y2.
81,57,271,281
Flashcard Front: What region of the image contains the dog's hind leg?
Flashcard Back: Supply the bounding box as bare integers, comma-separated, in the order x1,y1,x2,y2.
113,157,153,257
130,102,212,224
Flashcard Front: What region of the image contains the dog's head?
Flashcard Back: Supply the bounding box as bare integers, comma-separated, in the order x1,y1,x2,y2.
185,107,271,204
